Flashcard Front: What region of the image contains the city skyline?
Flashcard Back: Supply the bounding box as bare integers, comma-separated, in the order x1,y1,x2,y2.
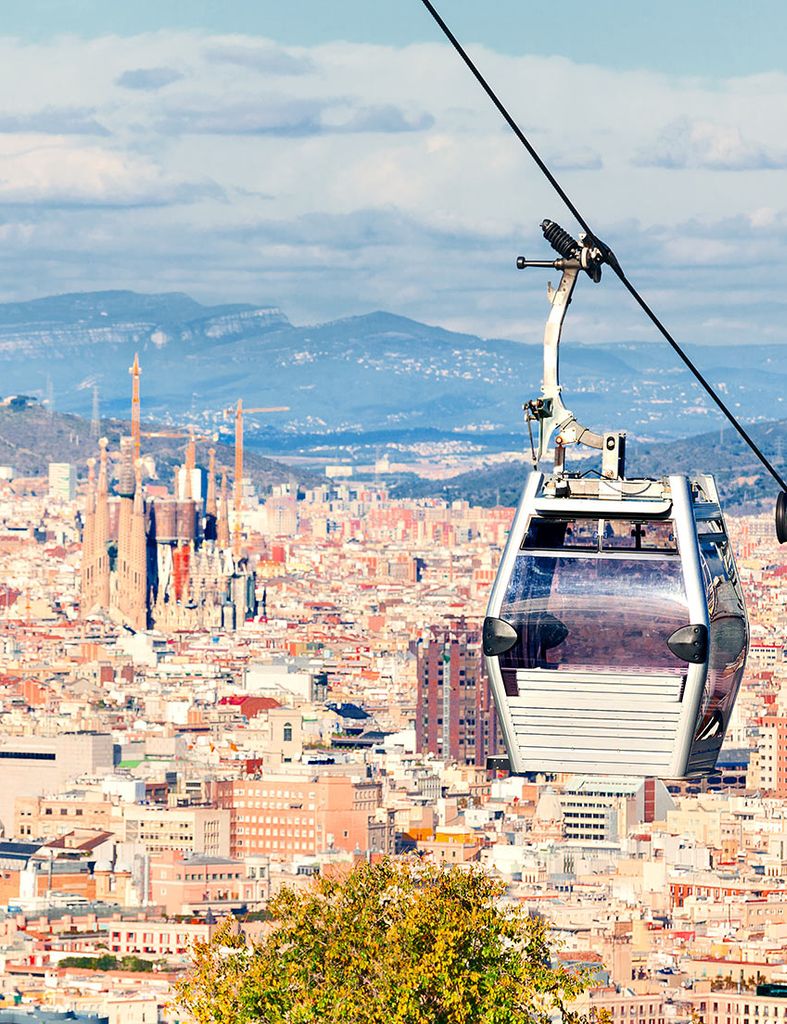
0,444,783,1019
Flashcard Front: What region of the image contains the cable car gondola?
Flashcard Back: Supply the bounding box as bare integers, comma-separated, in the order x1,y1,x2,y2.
415,0,786,777
483,223,749,779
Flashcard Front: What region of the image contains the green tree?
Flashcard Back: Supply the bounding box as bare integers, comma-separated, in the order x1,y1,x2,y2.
177,859,594,1024
59,954,155,972
59,954,118,971
119,955,155,972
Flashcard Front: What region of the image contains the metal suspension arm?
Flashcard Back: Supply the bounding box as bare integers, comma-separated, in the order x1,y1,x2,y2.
521,258,604,466
519,221,628,474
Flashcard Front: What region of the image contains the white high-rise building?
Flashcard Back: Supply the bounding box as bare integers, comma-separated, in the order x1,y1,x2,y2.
176,465,206,504
48,462,76,502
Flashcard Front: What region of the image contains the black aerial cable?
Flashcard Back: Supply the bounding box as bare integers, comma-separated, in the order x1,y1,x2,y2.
417,0,787,519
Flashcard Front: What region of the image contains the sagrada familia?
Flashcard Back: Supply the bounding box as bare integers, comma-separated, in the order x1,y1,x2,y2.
81,435,257,632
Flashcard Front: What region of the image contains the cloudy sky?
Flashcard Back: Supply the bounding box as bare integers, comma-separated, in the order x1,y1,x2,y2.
1,0,787,345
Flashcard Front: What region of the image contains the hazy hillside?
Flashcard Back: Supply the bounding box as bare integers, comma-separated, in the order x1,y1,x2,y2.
390,418,787,513
0,403,315,492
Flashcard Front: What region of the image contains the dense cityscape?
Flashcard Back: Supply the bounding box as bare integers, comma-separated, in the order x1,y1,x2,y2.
0,365,783,1023
1,2,786,1022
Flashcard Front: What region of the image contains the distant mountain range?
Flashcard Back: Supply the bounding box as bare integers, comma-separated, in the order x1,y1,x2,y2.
0,290,784,447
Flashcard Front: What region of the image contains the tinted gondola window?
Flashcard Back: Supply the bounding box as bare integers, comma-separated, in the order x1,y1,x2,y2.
523,516,678,552
500,553,689,676
523,517,597,550
694,534,748,740
601,519,677,552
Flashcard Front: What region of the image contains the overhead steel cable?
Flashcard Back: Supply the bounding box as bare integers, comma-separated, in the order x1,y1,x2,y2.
418,0,787,495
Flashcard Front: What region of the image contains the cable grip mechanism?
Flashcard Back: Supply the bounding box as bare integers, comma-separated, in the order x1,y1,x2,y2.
517,219,622,476
517,220,606,283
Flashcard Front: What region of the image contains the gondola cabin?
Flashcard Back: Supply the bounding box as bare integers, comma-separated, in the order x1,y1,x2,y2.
484,470,748,778
411,13,786,779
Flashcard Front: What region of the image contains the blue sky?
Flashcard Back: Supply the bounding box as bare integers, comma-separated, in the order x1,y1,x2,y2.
0,1,786,346
7,1,787,77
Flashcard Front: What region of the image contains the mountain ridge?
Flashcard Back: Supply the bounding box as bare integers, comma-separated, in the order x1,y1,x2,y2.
0,403,314,492
0,289,783,448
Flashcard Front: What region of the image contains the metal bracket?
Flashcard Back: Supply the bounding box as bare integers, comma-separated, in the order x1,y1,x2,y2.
517,224,626,479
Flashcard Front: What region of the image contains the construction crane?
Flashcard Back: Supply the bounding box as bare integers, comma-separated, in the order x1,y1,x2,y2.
223,400,289,558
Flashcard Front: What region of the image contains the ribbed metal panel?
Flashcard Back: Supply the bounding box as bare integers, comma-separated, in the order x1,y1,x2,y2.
507,670,685,773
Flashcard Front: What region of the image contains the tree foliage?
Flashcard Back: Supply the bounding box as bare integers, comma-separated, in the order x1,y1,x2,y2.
59,954,155,972
177,859,594,1024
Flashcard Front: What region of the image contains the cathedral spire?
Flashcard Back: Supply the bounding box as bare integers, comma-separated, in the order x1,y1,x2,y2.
206,448,217,518
95,439,111,609
86,457,96,514
183,433,195,501
126,459,147,631
204,447,218,543
218,472,230,550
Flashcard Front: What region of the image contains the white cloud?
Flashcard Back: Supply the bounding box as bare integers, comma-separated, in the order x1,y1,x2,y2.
0,31,781,343
635,116,787,170
0,139,218,207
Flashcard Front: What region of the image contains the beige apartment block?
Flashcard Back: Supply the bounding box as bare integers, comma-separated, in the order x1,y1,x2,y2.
15,794,115,839
149,850,270,915
691,990,787,1024
583,987,666,1024
105,998,160,1024
103,918,216,957
214,772,386,860
122,805,231,858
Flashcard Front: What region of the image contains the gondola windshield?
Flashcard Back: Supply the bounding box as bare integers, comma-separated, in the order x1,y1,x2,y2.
499,530,689,679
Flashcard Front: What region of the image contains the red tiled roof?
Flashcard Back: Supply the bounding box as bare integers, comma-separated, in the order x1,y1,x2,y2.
217,695,281,715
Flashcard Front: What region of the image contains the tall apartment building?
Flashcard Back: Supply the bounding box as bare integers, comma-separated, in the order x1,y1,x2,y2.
48,462,76,502
213,772,392,861
416,621,497,767
748,715,787,795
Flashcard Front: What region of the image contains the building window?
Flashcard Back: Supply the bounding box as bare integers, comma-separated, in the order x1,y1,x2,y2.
283,722,293,742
